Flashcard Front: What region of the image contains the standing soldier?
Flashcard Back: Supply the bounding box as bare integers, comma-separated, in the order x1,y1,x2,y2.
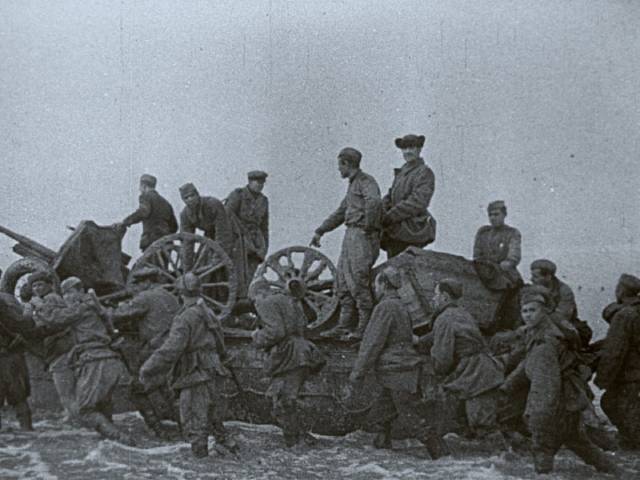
508,291,618,475
226,170,269,294
249,278,326,447
34,277,134,445
107,267,180,439
473,200,523,334
381,134,436,258
117,174,178,252
530,259,592,347
430,279,505,438
347,266,450,458
595,274,640,450
311,147,382,340
179,183,234,266
139,273,238,458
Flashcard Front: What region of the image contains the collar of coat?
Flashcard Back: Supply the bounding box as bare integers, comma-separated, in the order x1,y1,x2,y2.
432,300,458,319
603,296,640,323
348,168,363,184
394,157,425,175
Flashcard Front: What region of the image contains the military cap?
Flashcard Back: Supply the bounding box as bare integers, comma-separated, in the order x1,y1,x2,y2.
60,276,83,295
520,284,551,305
520,292,547,306
394,134,425,149
378,266,402,289
132,267,160,281
618,273,640,295
28,271,53,286
177,272,201,296
437,278,463,300
247,170,268,181
179,182,199,197
140,174,157,188
530,259,557,275
338,147,362,164
487,200,506,213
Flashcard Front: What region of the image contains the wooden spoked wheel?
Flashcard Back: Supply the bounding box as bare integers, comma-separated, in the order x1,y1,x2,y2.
254,246,338,330
128,233,238,320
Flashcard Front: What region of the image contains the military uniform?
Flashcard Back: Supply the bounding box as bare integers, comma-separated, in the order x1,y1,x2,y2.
547,277,592,347
350,290,448,458
431,302,504,435
180,196,234,257
140,300,231,457
122,189,178,251
508,315,615,474
226,186,269,282
252,291,326,446
37,293,131,443
595,297,640,449
316,168,382,337
110,286,180,435
381,158,436,257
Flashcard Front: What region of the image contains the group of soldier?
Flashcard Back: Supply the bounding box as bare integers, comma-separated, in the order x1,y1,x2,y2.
0,132,639,476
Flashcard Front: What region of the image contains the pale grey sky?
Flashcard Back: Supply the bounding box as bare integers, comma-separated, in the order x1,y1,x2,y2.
1,0,639,335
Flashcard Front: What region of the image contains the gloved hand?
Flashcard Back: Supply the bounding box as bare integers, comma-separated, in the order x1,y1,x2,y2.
309,233,322,248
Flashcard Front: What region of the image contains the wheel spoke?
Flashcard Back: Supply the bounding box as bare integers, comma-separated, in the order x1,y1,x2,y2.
306,290,331,304
303,297,322,319
306,279,335,292
285,250,295,270
143,262,176,282
201,282,230,289
201,294,227,312
155,250,167,269
192,243,210,271
266,280,286,290
299,252,316,278
305,260,327,282
195,262,226,279
266,259,288,282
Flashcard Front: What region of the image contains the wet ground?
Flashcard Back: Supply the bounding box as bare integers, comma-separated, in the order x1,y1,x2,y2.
0,410,638,480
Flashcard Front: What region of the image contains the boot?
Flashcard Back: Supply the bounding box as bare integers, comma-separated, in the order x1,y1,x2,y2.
532,450,554,474
300,431,318,447
191,441,208,458
320,305,354,338
15,401,33,431
420,427,451,460
92,413,136,446
138,399,172,440
211,419,239,454
373,422,392,450
348,308,372,341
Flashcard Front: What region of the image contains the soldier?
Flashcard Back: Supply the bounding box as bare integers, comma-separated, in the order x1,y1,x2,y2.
505,291,618,475
381,134,436,258
34,277,134,445
117,174,178,252
473,200,523,334
249,278,326,447
179,182,234,267
530,259,592,347
594,274,640,450
311,147,382,340
107,267,180,439
23,271,78,422
0,286,33,431
226,171,269,289
430,278,505,438
139,273,237,458
347,266,450,459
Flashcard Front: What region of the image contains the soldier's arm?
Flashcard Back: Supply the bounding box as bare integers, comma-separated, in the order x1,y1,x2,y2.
350,304,392,382
524,342,562,434
122,193,152,227
555,284,577,321
500,361,528,395
361,178,382,232
214,201,235,255
382,188,392,212
315,197,347,235
180,208,197,269
504,229,522,267
472,228,485,261
141,314,190,378
168,207,178,234
384,168,435,224
35,297,82,335
225,189,242,217
595,311,631,389
431,317,456,375
110,298,149,329
252,297,286,349
262,198,269,253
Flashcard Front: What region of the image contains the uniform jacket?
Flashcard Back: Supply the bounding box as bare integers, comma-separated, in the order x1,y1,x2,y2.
595,297,640,389
350,292,423,386
431,302,504,399
226,186,269,260
316,169,382,235
111,287,178,348
123,189,178,250
473,224,522,284
180,196,234,255
381,158,436,246
547,278,593,348
32,293,75,368
141,300,230,390
252,292,325,377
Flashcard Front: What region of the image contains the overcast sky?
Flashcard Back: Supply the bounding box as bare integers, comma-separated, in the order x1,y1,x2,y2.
1,0,639,334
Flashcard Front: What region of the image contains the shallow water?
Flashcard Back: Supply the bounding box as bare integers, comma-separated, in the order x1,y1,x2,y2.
0,411,637,480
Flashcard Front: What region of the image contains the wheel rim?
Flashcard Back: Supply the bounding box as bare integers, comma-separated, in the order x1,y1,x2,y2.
128,233,238,319
255,246,338,330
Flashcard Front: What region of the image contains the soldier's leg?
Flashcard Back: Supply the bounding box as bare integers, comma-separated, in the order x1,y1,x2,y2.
602,383,640,449
367,387,397,450
205,377,239,453
563,413,619,474
530,415,564,474
4,352,33,431
349,230,379,339
13,401,33,431
269,369,309,447
464,389,501,438
179,384,210,458
51,364,79,420
321,244,356,338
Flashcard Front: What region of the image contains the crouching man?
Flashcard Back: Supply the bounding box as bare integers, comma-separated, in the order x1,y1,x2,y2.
347,266,450,459
249,278,326,447
514,291,619,475
35,277,133,445
139,273,237,458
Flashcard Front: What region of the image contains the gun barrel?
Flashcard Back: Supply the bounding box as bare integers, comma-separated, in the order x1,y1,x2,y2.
0,225,56,261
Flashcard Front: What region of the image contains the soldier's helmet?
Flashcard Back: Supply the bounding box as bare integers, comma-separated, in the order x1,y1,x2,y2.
177,272,201,296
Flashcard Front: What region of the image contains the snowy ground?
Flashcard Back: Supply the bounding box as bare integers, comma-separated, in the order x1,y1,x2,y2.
0,410,638,480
